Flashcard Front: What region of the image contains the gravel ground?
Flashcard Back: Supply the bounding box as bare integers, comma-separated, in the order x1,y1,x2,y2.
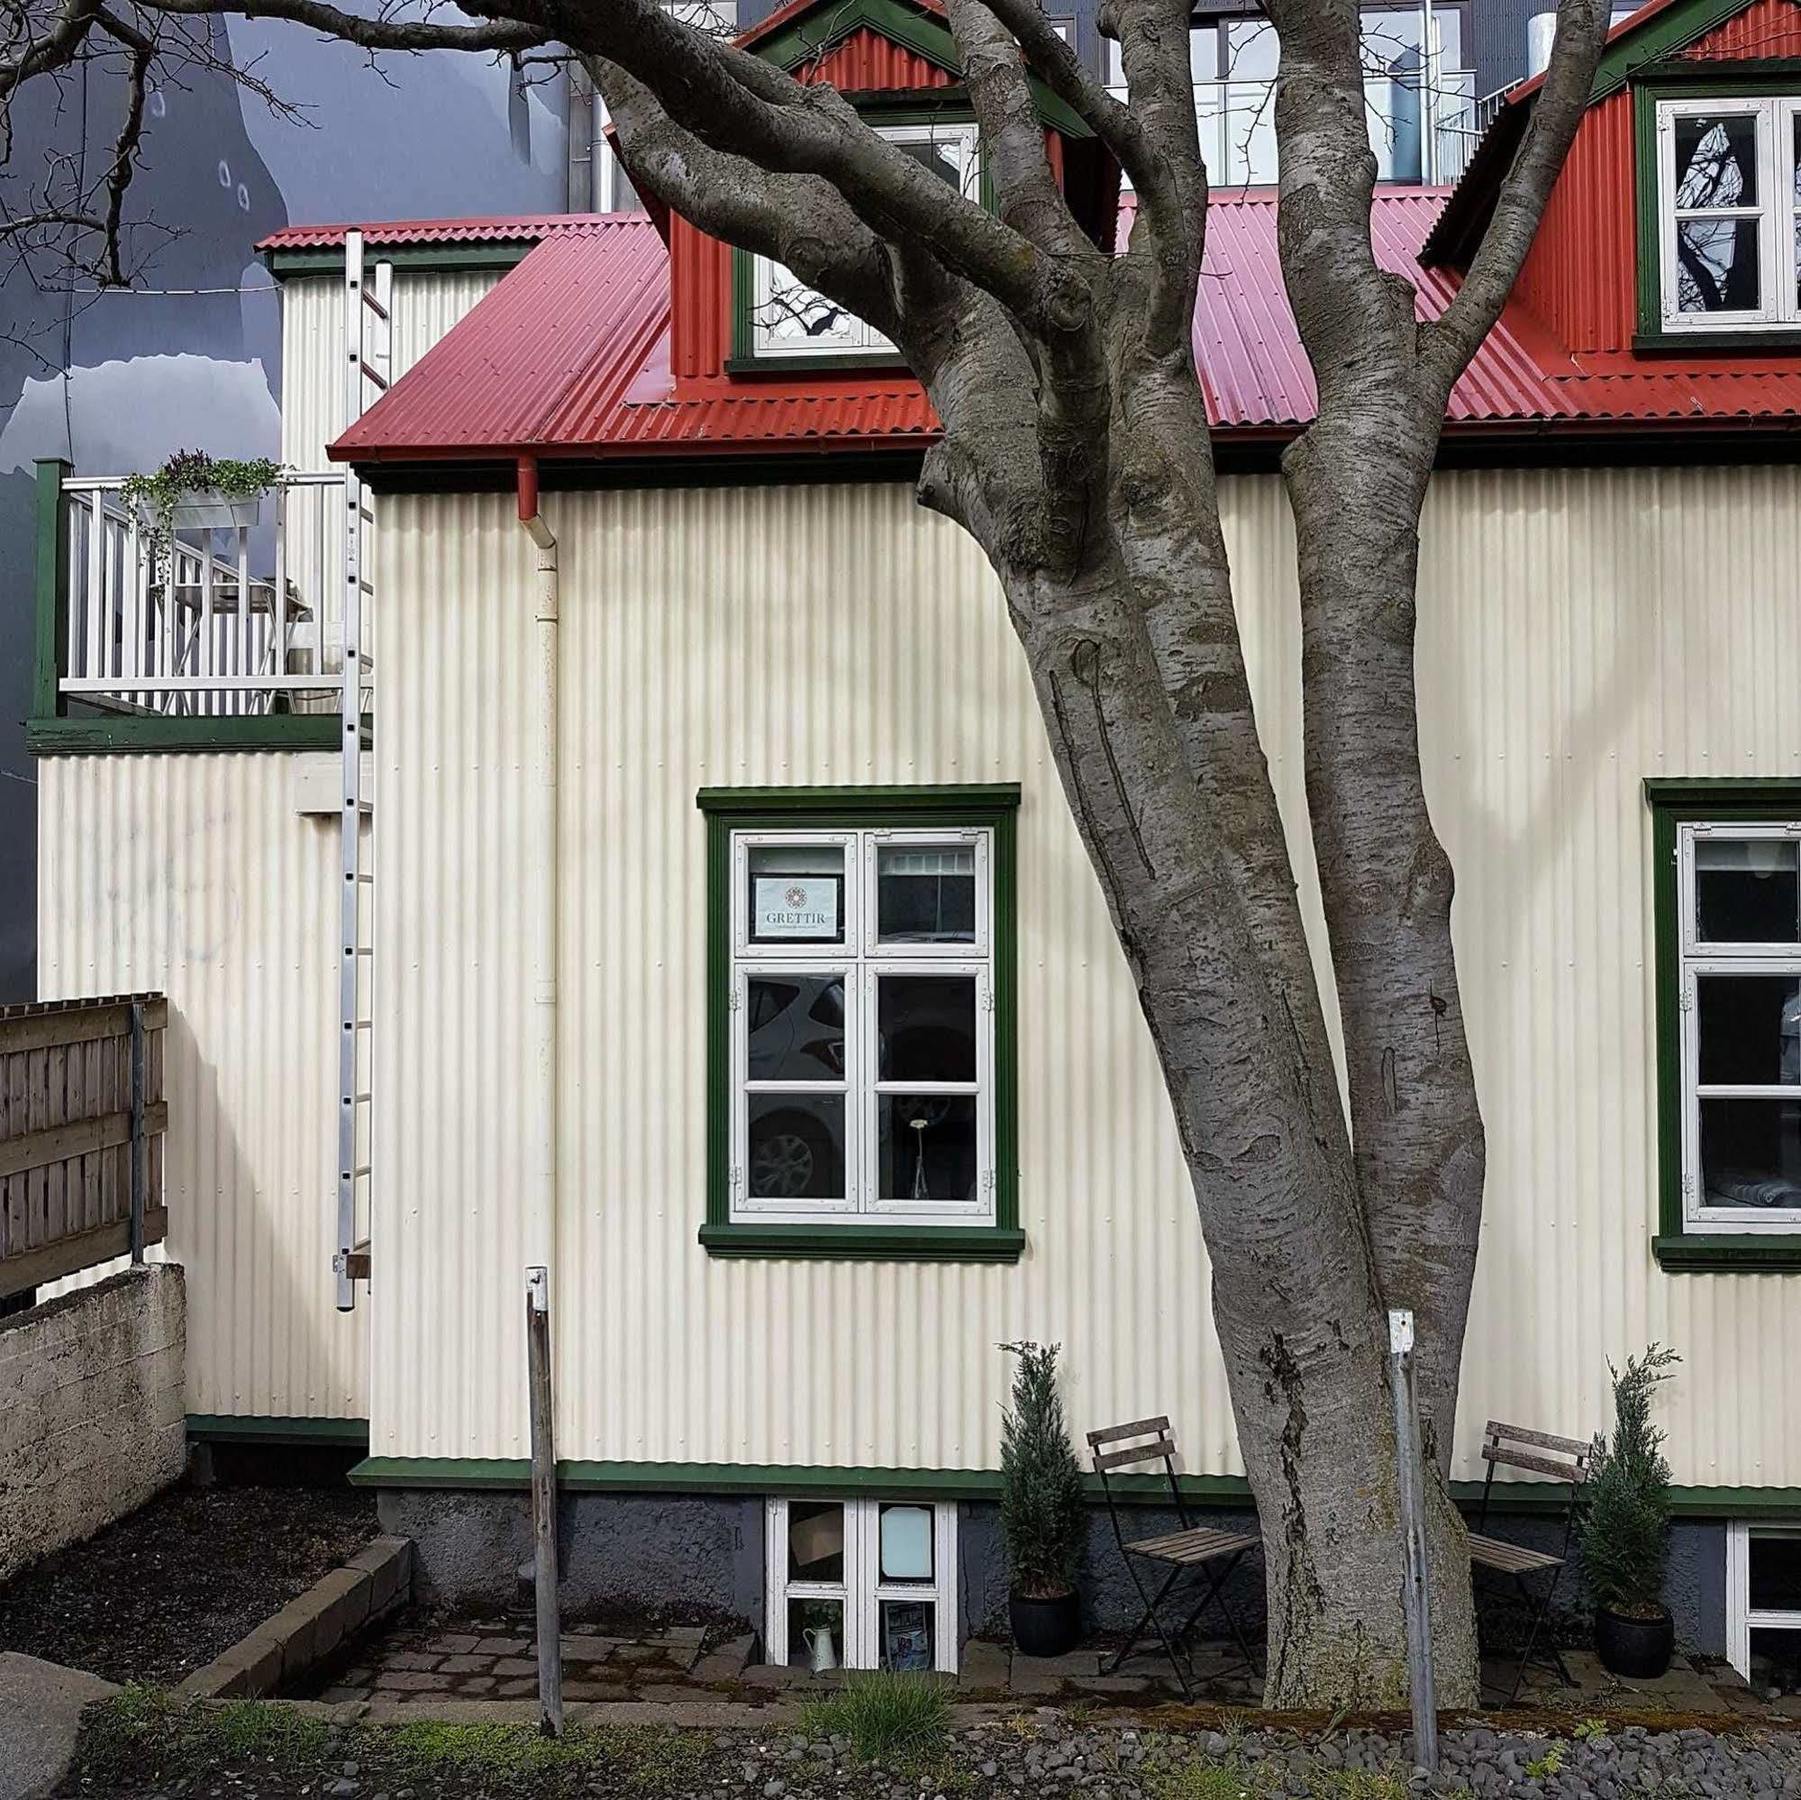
0,1483,378,1684
53,1702,1801,1800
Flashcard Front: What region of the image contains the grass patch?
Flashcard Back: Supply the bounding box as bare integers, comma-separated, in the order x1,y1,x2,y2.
1148,1756,1412,1800
798,1670,952,1769
70,1691,716,1798
74,1687,333,1785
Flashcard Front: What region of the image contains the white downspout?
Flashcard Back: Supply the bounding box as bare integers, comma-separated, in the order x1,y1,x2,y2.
517,456,559,1279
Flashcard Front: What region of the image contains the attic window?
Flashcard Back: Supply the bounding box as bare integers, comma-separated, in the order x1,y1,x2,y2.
741,121,980,362
1654,97,1801,332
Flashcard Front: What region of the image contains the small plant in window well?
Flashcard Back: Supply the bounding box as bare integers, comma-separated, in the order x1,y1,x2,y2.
998,1339,1086,1657
1579,1343,1681,1678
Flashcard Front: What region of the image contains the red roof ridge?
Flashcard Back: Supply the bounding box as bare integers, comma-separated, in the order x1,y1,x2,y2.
258,213,648,253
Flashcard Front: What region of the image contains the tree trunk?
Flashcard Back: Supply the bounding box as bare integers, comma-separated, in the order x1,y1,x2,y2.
991,549,1480,1708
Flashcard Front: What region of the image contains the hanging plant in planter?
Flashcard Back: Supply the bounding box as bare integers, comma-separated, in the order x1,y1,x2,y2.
119,449,286,578
1579,1343,1681,1679
998,1340,1086,1658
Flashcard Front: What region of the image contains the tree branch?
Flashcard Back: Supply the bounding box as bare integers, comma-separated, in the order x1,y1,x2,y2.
1423,0,1610,387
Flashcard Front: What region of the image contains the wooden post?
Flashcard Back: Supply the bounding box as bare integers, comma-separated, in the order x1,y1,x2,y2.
128,1000,146,1265
1389,1308,1438,1773
526,1265,563,1737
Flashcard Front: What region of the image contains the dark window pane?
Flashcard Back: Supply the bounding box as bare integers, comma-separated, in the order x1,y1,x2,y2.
880,1598,935,1673
878,1095,978,1202
789,1596,843,1671
1699,1097,1801,1209
1698,976,1801,1086
1675,113,1760,209
878,844,976,944
894,134,964,191
1677,218,1762,313
747,975,845,1081
1750,1535,1801,1613
788,1501,845,1583
1697,838,1799,942
1749,1627,1801,1694
878,975,977,1081
748,1093,845,1200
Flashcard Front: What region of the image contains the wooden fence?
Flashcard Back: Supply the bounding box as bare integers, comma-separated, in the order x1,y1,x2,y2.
0,995,168,1297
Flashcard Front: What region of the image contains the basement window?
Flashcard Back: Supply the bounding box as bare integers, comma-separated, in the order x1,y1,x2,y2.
1653,96,1801,332
737,122,981,363
763,1496,959,1673
1727,1522,1801,1685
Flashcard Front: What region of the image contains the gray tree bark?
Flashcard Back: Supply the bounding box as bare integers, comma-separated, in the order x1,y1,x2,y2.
0,0,1614,1710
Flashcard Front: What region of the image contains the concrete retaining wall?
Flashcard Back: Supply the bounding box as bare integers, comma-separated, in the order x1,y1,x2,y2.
0,1264,186,1582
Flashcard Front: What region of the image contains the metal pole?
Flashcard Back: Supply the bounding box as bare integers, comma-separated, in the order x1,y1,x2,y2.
527,1265,564,1737
1389,1308,1438,1773
1421,0,1439,185
128,1001,146,1265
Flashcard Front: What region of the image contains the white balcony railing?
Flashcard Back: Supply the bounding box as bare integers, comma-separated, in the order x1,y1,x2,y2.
58,473,366,718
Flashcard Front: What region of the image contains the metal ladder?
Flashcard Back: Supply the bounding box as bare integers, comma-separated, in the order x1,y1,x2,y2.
335,229,391,1312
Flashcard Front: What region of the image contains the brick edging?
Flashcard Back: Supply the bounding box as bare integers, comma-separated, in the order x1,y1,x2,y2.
178,1535,413,1700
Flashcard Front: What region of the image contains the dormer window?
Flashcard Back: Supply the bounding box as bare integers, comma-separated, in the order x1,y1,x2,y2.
1654,96,1801,333
737,121,981,364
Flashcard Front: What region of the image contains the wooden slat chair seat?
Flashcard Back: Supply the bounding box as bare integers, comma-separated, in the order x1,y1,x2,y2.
1126,1526,1262,1566
1472,1421,1592,1704
1086,1417,1261,1699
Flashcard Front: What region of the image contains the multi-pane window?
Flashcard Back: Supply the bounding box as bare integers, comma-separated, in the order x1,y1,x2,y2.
728,826,995,1224
1656,97,1801,331
746,123,980,358
1105,5,1473,188
764,1497,959,1673
1675,822,1801,1230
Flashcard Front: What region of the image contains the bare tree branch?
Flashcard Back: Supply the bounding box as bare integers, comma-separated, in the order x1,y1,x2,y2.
1423,0,1610,385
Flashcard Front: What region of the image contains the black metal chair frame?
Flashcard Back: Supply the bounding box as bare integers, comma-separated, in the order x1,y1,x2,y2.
1470,1420,1592,1705
1087,1416,1261,1701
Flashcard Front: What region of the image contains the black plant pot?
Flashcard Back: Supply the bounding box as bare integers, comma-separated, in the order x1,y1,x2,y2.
1595,1603,1675,1678
1010,1588,1081,1658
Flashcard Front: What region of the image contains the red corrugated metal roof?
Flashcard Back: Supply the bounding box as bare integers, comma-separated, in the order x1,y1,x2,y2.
331,190,1801,465
258,214,618,252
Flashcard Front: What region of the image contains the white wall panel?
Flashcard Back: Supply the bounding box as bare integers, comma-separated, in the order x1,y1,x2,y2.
37,752,366,1419
359,466,1801,1489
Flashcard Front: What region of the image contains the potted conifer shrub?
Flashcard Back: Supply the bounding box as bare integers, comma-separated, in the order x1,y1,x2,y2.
1580,1344,1681,1678
999,1340,1086,1657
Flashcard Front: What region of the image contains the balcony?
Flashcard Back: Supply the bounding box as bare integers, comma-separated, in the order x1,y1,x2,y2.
31,464,370,751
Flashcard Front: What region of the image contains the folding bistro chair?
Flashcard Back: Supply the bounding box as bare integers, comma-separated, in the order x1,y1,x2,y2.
1469,1421,1592,1703
1087,1416,1261,1700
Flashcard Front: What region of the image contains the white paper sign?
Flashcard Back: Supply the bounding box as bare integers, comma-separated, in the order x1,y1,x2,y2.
754,876,840,941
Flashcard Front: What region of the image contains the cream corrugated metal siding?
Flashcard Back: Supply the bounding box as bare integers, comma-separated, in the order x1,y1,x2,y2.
366,467,1801,1489
279,269,505,470
37,752,367,1419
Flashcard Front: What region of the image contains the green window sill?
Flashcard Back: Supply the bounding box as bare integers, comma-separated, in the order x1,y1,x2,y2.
699,1222,1025,1263
1653,1233,1801,1273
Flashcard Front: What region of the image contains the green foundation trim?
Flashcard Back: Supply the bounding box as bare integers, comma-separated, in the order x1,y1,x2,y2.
348,1455,1801,1519
187,1413,370,1446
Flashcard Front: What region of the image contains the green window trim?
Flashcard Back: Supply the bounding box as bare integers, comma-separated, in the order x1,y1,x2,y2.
346,1452,1801,1519
1631,68,1801,345
1647,776,1801,1272
699,783,1021,1261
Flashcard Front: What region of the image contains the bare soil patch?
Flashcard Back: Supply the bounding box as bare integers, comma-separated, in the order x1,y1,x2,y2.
0,1482,377,1685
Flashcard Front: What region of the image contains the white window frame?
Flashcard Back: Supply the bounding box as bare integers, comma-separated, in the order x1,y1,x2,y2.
1656,96,1801,333
763,1496,959,1673
729,826,996,1226
747,122,981,359
1676,821,1801,1232
1726,1520,1801,1680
